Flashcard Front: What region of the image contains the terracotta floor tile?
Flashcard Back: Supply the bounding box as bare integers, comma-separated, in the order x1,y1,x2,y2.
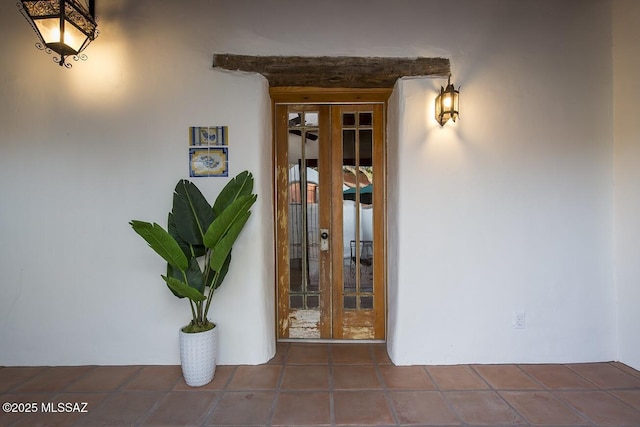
12,366,94,393
332,344,374,364
372,344,392,364
281,365,330,390
173,365,235,390
205,391,275,426
123,365,182,390
558,390,640,426
65,365,141,392
611,389,640,411
390,390,460,425
332,365,381,389
271,391,331,426
445,391,526,425
227,365,281,390
0,367,46,392
500,391,588,425
427,365,490,390
267,342,289,365
287,344,331,365
568,363,640,389
379,365,436,390
334,390,395,425
611,362,640,379
141,390,218,426
473,364,542,390
10,392,108,427
74,391,164,426
3,347,638,427
519,364,597,389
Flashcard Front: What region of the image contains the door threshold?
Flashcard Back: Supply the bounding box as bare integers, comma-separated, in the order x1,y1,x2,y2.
278,339,385,344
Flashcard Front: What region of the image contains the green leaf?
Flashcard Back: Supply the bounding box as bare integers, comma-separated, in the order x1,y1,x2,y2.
209,211,251,272
167,252,204,298
213,171,254,216
130,220,188,271
168,256,205,297
212,252,232,290
184,256,205,294
166,263,185,298
172,180,216,246
203,258,216,289
162,275,206,302
204,194,257,250
168,212,191,257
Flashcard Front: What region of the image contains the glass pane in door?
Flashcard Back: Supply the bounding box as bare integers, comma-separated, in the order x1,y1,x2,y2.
342,112,375,311
287,110,321,337
358,128,373,302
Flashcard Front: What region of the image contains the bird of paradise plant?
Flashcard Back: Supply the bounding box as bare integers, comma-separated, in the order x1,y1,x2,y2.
130,171,257,333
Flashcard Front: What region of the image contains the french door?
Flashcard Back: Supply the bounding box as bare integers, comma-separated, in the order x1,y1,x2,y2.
275,102,385,340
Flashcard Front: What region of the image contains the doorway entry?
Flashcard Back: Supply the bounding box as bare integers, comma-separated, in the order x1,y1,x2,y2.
274,97,386,341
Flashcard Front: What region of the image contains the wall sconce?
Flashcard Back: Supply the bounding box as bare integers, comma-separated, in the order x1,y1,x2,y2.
435,74,460,126
18,0,98,68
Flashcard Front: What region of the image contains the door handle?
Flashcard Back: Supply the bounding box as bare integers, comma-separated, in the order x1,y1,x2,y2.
320,229,329,251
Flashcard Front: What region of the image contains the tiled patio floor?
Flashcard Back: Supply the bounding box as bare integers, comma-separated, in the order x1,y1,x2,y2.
2,343,640,426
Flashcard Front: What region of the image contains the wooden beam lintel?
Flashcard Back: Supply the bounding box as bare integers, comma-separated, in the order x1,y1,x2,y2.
213,54,450,88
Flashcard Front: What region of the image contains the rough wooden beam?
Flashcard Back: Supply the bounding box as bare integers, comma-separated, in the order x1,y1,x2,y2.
213,54,450,88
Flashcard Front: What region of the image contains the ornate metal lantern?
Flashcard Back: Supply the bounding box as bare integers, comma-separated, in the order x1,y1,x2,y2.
18,0,98,68
435,75,460,126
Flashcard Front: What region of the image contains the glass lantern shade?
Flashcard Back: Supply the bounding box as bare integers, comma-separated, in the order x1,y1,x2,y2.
20,0,97,66
435,76,460,126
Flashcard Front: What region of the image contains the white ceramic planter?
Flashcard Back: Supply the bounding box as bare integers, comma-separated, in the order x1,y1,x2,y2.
179,325,217,387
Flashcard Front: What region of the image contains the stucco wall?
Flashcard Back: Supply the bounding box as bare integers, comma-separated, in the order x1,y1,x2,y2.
387,1,616,365
613,0,640,370
0,0,275,365
0,0,630,367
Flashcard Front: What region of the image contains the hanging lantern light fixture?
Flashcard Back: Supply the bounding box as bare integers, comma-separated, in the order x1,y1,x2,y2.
18,0,98,68
435,74,460,126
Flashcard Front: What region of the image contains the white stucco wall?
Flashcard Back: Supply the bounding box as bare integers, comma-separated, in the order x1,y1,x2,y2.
0,0,275,365
386,1,617,365
613,0,640,371
0,0,630,367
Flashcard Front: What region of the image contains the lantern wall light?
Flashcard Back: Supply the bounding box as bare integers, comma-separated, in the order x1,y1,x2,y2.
18,0,98,68
435,74,460,126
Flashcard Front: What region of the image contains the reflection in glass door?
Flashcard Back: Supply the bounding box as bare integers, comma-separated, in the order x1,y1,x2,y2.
285,107,329,338
331,105,385,340
276,103,384,340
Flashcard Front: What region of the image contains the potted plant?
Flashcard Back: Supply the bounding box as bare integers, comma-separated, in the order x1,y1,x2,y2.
129,171,257,386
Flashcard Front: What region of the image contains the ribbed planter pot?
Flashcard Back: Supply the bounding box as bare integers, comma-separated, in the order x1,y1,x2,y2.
179,325,217,387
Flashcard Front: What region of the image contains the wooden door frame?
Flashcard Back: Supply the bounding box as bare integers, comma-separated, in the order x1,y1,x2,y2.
271,87,391,342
